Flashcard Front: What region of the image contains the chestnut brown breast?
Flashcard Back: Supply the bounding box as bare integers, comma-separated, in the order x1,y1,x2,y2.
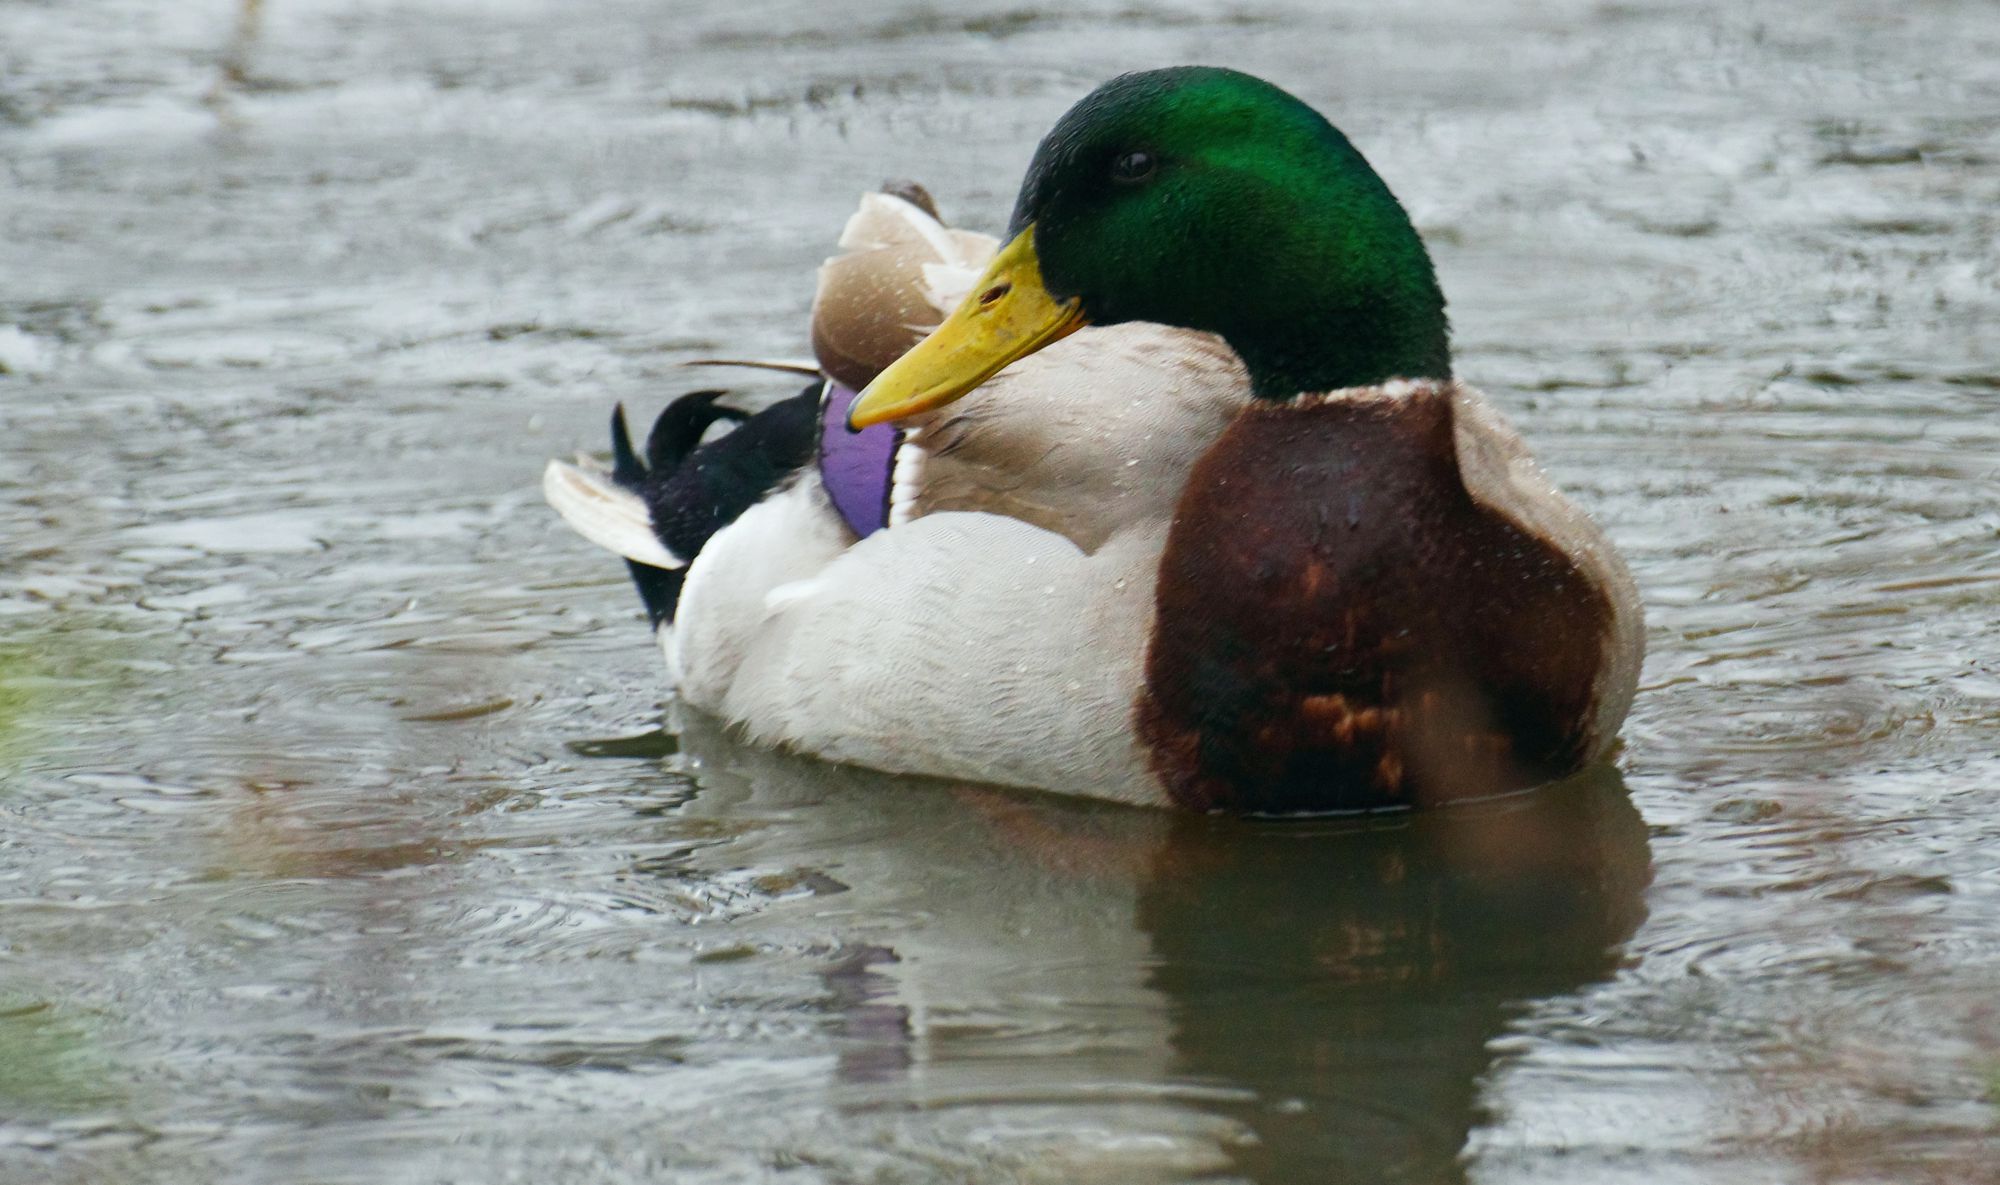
1135,385,1613,813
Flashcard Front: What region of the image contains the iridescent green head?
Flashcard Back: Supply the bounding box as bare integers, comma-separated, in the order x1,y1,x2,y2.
1016,67,1450,399
848,67,1452,429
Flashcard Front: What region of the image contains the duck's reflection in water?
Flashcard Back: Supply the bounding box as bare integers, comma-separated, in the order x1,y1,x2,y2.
671,714,1649,1183
1140,770,1650,1182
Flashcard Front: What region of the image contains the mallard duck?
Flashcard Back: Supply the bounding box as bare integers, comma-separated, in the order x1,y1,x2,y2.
544,67,1643,813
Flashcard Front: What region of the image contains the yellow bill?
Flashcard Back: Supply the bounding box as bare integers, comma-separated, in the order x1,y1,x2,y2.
846,226,1088,431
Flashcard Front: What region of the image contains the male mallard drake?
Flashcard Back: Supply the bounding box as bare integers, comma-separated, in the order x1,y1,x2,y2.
545,67,1643,813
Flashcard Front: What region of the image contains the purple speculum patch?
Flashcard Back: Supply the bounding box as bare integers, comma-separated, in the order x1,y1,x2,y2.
816,380,900,539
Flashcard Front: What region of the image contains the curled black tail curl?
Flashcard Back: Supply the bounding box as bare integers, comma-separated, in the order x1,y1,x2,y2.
610,382,820,627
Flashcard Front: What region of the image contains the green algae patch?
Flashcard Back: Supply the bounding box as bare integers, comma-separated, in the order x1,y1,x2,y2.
0,623,151,774
0,642,40,761
0,998,121,1114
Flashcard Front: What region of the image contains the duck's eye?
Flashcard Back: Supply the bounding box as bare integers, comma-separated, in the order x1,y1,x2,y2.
1110,150,1157,184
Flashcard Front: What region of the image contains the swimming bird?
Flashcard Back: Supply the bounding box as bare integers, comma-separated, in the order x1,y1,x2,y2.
544,67,1642,812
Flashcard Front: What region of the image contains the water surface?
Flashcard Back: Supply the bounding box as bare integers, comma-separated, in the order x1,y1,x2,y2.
3,1,1998,1181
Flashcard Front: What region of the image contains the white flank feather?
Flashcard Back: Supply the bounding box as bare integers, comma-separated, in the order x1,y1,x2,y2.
542,459,683,570
673,477,1171,807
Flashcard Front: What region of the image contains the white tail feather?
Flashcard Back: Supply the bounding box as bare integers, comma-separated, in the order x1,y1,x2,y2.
542,460,684,569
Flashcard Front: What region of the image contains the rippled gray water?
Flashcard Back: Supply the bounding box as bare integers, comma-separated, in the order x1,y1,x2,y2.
3,1,1998,1181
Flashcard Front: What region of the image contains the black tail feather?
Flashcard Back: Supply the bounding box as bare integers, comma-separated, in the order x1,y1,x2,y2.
643,382,819,560
610,403,648,489
645,389,747,474
610,382,822,630
623,560,685,631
